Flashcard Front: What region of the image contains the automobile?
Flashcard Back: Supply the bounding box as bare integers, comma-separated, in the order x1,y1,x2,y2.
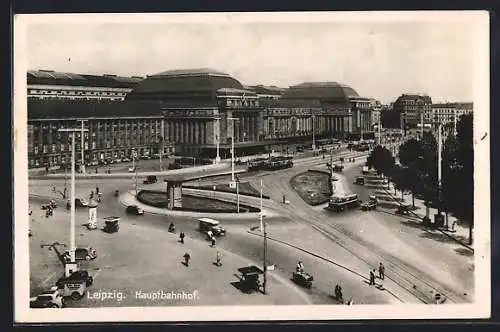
355,176,365,185
395,204,411,215
296,146,304,153
56,270,93,288
141,155,152,160
103,216,121,233
168,162,182,170
332,164,344,172
143,175,157,184
360,196,378,211
198,218,226,237
292,271,314,288
126,205,144,215
128,166,136,173
61,245,97,262
362,166,370,174
74,198,89,208
122,157,131,162
30,287,65,308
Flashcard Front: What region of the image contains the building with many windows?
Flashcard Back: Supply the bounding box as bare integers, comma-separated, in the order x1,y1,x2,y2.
427,102,473,127
27,68,375,168
393,94,433,130
27,69,143,101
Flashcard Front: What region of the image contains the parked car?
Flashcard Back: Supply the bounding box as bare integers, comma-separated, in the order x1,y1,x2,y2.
126,205,144,215
143,175,157,184
56,270,93,288
168,162,182,170
355,176,365,185
122,157,131,162
360,196,378,211
30,287,65,308
61,245,97,262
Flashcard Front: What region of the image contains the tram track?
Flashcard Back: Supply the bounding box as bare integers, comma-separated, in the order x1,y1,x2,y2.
247,158,470,305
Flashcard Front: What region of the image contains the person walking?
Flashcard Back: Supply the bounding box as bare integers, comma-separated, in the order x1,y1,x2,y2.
369,269,376,286
96,186,100,195
210,236,216,247
183,252,191,267
378,262,385,280
216,251,222,266
179,232,185,244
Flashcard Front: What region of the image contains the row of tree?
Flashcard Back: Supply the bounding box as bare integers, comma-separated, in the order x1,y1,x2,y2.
366,114,473,244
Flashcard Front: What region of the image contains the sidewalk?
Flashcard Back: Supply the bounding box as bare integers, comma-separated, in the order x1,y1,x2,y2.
28,200,310,306
29,163,235,180
382,182,473,251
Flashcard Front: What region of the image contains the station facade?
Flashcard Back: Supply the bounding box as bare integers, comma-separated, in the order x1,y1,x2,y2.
27,68,375,168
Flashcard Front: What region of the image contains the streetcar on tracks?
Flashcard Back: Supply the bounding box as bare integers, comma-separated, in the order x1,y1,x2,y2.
328,194,359,212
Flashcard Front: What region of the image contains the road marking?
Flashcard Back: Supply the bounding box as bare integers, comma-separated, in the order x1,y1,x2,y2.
41,272,56,286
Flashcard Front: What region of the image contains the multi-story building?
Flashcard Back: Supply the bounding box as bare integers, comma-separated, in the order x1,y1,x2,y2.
428,102,473,127
27,68,375,168
393,94,433,130
27,69,143,101
369,99,382,127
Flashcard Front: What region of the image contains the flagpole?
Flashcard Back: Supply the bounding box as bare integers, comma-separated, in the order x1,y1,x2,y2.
259,179,263,232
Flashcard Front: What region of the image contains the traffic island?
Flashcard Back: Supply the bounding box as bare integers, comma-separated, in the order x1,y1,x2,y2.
290,171,332,206
137,190,261,213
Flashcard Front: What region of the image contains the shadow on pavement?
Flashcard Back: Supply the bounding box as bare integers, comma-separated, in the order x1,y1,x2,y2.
377,201,400,210
455,247,474,257
419,231,470,245
400,220,424,230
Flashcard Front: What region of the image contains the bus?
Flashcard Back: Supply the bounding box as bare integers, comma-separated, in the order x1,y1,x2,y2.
328,194,359,212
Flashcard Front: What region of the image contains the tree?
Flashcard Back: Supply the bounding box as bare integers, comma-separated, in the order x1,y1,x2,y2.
441,113,473,244
391,165,411,201
367,145,394,179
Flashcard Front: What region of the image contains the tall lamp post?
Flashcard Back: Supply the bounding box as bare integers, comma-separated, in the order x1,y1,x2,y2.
214,117,221,164
259,178,267,294
228,117,239,188
58,127,87,277
311,114,316,151
436,123,443,225
132,148,138,196
79,120,87,174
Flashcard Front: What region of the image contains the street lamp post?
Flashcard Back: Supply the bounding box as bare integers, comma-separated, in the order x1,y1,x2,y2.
258,178,267,294
311,115,316,151
236,177,240,213
132,149,138,196
228,117,238,188
214,117,221,164
59,127,87,277
437,123,443,217
80,120,87,174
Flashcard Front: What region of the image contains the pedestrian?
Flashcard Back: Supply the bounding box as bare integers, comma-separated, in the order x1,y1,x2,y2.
183,252,191,267
95,167,98,174
179,232,185,244
216,251,222,266
378,262,385,280
211,236,216,247
96,186,100,195
369,269,376,286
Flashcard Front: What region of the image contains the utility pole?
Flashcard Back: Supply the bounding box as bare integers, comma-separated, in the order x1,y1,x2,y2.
132,149,138,196
228,117,238,188
311,115,316,151
453,109,458,136
58,127,87,277
418,112,422,140
260,178,267,294
160,119,164,172
80,120,86,174
437,123,442,216
215,117,221,164
236,176,240,213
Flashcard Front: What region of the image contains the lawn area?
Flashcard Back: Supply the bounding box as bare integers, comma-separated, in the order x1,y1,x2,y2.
290,171,332,206
183,181,269,199
137,190,260,213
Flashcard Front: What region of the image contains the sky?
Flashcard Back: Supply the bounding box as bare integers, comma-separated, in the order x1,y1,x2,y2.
22,13,484,104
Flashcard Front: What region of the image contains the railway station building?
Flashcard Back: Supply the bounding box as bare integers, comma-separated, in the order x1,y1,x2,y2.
27,68,375,169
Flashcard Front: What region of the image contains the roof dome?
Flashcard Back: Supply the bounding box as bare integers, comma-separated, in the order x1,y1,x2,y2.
282,82,360,100
126,68,244,100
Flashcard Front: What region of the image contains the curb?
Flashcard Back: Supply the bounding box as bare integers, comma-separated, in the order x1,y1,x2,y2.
246,229,404,303
381,187,474,252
